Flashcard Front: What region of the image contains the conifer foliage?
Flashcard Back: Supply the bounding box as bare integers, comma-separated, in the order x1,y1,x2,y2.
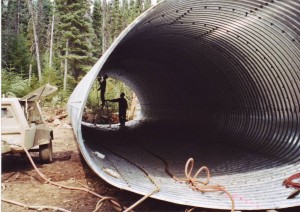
1,0,157,100
55,0,96,80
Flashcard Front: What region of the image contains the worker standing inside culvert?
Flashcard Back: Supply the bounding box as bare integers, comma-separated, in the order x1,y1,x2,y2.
107,92,128,127
98,74,108,108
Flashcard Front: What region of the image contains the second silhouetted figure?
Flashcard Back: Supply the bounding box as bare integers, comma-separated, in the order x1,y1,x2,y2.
107,92,128,127
98,74,108,108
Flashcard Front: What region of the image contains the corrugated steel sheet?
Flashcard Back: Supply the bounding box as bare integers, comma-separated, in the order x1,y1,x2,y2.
68,0,300,210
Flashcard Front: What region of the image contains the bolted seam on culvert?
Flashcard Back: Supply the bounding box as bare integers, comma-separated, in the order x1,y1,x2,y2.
68,0,300,210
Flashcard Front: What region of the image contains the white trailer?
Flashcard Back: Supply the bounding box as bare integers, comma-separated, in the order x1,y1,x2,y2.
1,84,57,163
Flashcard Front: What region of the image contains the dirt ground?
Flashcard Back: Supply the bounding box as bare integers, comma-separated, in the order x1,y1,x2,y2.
1,108,187,212
1,109,299,212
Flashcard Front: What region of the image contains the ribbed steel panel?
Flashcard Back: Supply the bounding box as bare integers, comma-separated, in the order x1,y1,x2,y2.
68,0,300,210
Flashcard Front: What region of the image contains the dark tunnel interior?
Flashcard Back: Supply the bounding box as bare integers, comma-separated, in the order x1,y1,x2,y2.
76,0,300,209
85,33,300,165
83,37,299,176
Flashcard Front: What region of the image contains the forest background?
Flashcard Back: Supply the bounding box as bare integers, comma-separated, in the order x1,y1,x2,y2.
1,0,160,110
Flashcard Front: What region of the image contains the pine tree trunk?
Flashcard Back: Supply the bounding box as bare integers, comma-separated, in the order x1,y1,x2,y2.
27,0,42,82
29,64,32,84
60,60,63,76
49,12,54,68
63,40,69,91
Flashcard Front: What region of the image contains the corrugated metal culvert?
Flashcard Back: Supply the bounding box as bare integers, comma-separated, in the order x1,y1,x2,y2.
68,0,300,210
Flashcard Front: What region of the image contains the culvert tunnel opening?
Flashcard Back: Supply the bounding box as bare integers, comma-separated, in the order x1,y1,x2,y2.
82,45,299,181
70,0,300,209
82,76,142,127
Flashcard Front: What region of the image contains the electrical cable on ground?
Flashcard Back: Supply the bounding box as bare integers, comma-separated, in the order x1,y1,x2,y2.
99,144,161,212
123,173,160,212
143,146,235,212
1,198,71,212
93,197,123,212
178,158,235,212
1,145,124,211
283,173,300,199
1,184,6,191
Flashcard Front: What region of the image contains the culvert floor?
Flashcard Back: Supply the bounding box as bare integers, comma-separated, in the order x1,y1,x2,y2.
82,122,300,210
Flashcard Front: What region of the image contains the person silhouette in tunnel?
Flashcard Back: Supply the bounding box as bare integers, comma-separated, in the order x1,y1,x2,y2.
107,92,128,127
98,74,108,108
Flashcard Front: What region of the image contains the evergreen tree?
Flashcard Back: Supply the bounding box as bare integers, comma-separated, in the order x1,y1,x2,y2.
112,0,122,40
144,0,152,10
6,33,31,75
92,0,103,57
128,0,136,23
56,0,97,80
121,0,130,28
106,1,115,46
135,0,143,14
102,0,108,53
36,0,52,53
28,0,42,81
2,0,30,73
1,0,143,104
